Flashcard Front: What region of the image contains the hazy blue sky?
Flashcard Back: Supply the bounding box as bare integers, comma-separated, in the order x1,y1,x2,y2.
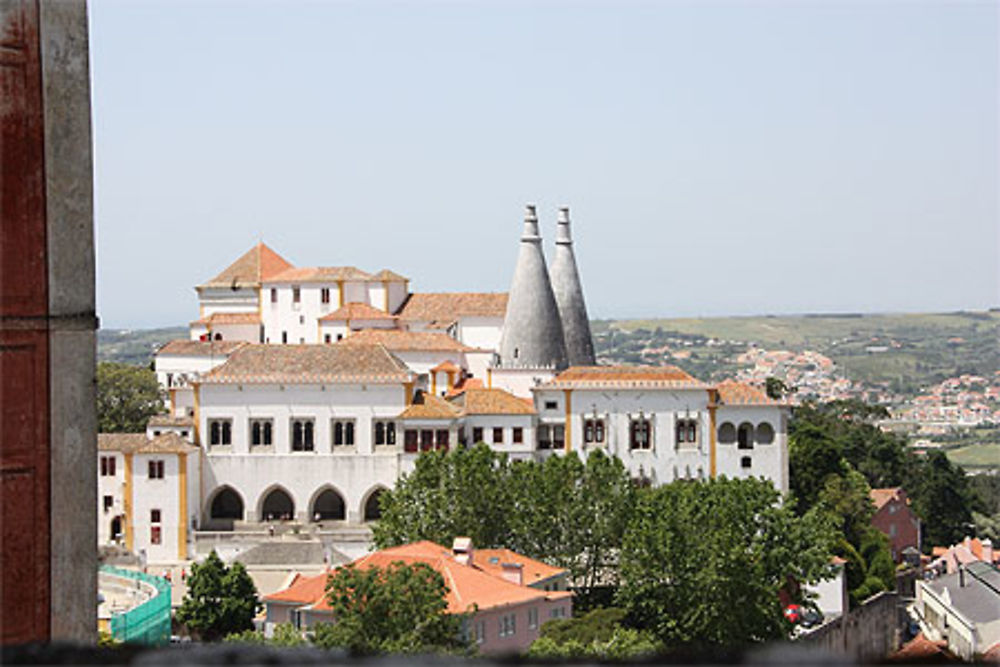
90,0,998,329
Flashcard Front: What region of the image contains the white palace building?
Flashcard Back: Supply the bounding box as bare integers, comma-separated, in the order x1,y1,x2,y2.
98,206,789,564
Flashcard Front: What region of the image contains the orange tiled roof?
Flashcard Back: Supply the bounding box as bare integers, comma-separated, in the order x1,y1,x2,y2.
98,433,198,454
338,329,471,352
147,414,194,428
398,390,462,420
715,380,785,406
319,302,396,322
888,633,952,662
157,339,248,356
267,266,373,283
471,549,566,586
451,387,536,415
265,541,571,615
370,269,408,282
199,344,413,385
543,365,706,389
395,293,508,321
446,377,483,398
870,487,903,511
190,312,262,326
431,360,461,374
199,242,293,289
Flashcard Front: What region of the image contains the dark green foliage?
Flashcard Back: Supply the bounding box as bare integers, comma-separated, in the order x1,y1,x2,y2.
616,478,837,649
538,607,627,645
968,473,1000,515
908,452,975,548
373,444,634,603
97,361,164,433
175,551,260,641
312,561,469,655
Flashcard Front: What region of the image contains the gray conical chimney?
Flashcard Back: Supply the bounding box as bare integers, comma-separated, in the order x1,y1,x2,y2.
550,207,596,366
498,205,568,370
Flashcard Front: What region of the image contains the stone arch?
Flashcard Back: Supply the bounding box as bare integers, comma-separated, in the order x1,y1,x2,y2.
259,485,295,521
208,486,245,520
309,485,347,522
717,422,736,444
362,486,388,522
755,422,775,445
737,422,754,449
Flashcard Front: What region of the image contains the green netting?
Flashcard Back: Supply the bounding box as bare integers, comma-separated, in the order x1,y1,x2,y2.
102,565,172,646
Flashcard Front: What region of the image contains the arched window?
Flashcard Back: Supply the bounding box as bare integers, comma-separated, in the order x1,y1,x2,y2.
737,423,754,449
345,422,354,445
334,422,343,445
304,421,314,447
210,487,244,520
375,422,384,444
364,489,386,522
210,421,221,445
222,421,231,445
311,488,346,521
718,422,736,444
755,422,775,445
251,421,261,446
261,488,294,521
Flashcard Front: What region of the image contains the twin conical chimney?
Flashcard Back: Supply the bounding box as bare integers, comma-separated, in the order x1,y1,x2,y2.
498,205,569,370
550,207,596,366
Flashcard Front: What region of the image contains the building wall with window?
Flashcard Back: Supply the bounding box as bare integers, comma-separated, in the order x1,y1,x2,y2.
196,286,259,318
97,452,126,545
455,316,504,351
462,414,536,460
714,405,787,494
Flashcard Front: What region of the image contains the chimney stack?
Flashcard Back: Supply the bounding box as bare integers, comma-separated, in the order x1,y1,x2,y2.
452,536,473,566
497,205,568,370
983,538,993,564
500,562,523,587
549,206,596,367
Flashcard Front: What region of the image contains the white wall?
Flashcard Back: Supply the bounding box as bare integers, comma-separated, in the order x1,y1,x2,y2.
456,316,503,350
97,452,125,545
715,406,788,495
131,452,182,563
489,367,556,398
156,353,233,390
387,282,408,313
198,287,259,317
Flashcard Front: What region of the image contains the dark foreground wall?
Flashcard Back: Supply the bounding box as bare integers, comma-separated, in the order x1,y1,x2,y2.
799,591,902,662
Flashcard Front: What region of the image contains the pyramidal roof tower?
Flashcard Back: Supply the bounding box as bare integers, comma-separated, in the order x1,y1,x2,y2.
550,207,596,366
498,205,568,370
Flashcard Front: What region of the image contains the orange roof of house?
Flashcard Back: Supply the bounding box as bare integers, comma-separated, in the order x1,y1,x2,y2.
398,390,462,420
471,549,566,585
715,380,785,406
199,344,413,385
395,293,508,322
190,312,262,326
267,266,373,283
888,633,953,662
451,387,536,415
543,365,706,389
870,487,904,510
431,360,461,374
446,377,484,398
98,433,198,455
318,302,396,322
265,541,571,615
157,339,248,356
199,242,293,289
370,269,408,282
338,329,472,352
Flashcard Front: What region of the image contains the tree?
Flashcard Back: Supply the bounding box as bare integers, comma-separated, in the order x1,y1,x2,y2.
908,451,975,548
312,561,469,655
176,551,261,641
616,478,837,649
97,361,163,432
371,444,513,549
765,377,792,400
527,608,662,660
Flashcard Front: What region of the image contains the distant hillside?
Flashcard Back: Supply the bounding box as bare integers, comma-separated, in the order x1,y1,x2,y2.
594,311,999,394
98,327,186,366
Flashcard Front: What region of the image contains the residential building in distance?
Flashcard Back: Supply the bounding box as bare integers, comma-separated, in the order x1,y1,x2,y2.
264,539,572,654
869,487,920,562
915,561,1000,661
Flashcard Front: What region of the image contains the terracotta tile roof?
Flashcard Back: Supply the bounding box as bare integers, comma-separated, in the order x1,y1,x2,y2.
370,269,408,282
445,377,483,398
199,344,413,385
190,312,262,326
318,302,396,322
542,365,707,390
157,339,248,356
267,266,372,283
338,329,472,352
147,414,194,428
870,487,904,511
715,380,785,406
888,633,953,662
471,549,566,586
199,242,293,289
431,360,461,374
98,433,198,454
265,541,572,615
398,390,462,420
395,293,508,322
451,387,536,416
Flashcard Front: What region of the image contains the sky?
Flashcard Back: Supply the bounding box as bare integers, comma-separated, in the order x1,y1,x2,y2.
89,0,999,329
